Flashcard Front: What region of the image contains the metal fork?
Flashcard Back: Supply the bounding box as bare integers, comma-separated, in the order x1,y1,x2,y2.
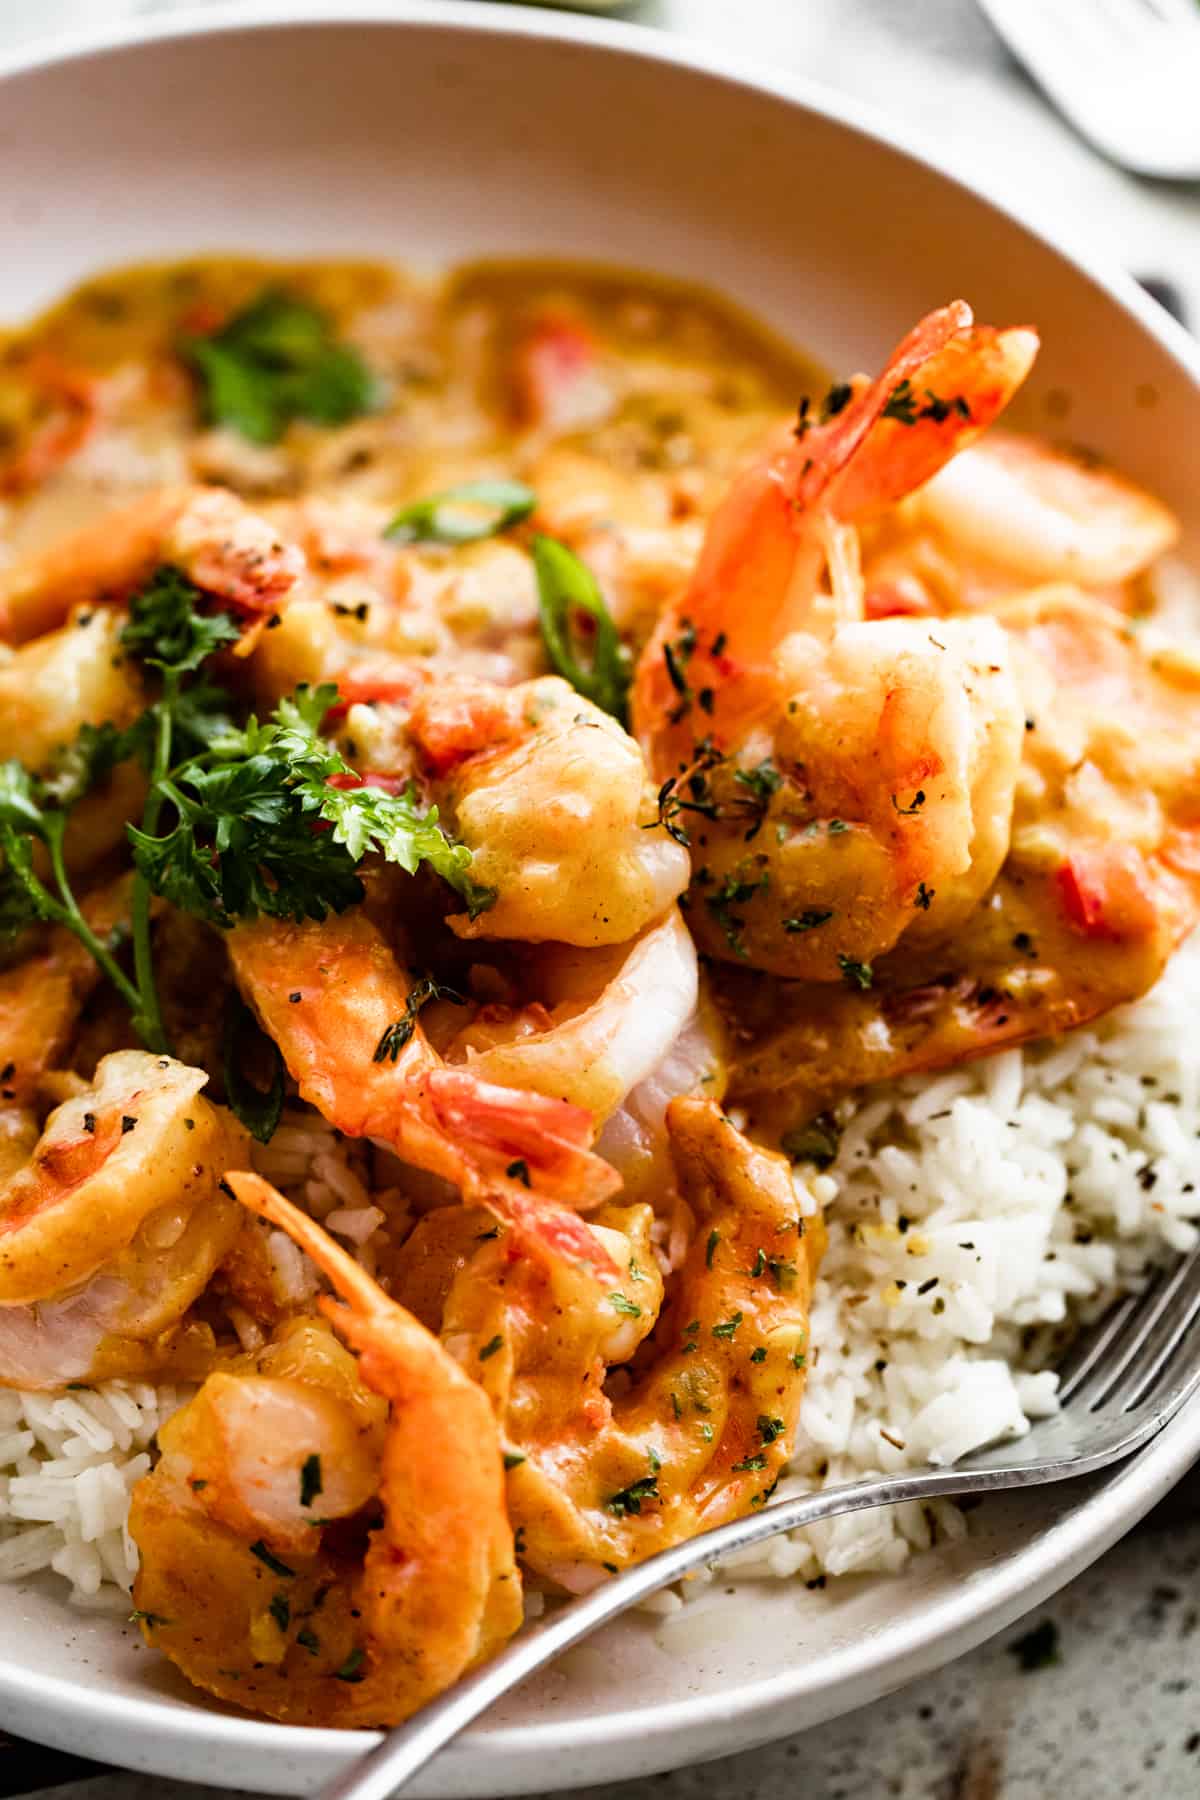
976,0,1200,179
321,1237,1200,1800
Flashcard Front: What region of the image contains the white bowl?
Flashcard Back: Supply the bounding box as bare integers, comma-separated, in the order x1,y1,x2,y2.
2,5,1199,1795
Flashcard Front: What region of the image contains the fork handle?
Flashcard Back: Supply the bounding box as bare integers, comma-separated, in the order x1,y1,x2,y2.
317,1465,1009,1800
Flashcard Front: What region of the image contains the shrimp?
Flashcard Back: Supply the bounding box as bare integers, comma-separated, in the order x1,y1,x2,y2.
227,908,621,1271
441,909,700,1126
403,673,691,947
722,585,1200,1132
0,607,149,877
0,876,131,1179
0,1050,247,1387
0,483,305,646
632,304,1037,980
0,607,144,772
593,990,729,1208
862,431,1180,616
419,1100,822,1587
130,1175,522,1727
0,352,100,496
280,665,690,948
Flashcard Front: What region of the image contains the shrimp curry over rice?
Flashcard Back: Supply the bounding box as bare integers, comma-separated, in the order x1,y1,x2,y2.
0,258,1194,1725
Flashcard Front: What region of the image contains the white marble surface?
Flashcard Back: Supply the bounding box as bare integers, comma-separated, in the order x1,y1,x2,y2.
6,3,1200,1798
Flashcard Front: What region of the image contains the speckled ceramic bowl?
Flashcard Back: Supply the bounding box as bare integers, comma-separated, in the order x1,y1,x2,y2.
1,5,1199,1794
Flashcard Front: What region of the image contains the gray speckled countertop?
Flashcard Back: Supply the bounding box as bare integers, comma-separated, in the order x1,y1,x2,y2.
6,3,1200,1798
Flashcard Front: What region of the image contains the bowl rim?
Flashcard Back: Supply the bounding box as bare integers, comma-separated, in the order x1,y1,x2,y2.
1,2,1199,1787
2,0,1197,384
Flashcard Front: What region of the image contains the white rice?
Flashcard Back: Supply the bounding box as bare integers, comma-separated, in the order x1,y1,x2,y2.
0,1383,185,1609
3,936,1199,1610
705,928,1200,1588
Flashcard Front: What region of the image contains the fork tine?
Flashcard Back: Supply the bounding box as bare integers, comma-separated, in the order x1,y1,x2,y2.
1102,1246,1200,1411
1139,0,1200,28
1075,1240,1200,1411
979,0,1200,179
1055,1288,1143,1402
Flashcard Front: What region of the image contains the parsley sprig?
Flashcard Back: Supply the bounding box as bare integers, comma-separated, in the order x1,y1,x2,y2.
0,567,239,1049
181,288,376,445
129,682,486,929
0,567,491,1100
126,568,242,1049
0,762,145,1022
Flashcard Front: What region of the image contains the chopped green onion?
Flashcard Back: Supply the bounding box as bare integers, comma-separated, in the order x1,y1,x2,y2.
385,479,536,547
533,534,630,722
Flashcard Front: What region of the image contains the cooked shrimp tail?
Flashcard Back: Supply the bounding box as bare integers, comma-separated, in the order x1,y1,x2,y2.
630,305,1035,983
421,1066,621,1264
425,1099,824,1588
165,1171,522,1720
0,484,305,645
229,911,621,1272
229,1170,433,1362
825,313,1040,519
634,303,1038,768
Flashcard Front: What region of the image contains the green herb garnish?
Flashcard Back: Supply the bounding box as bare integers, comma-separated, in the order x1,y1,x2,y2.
608,1293,642,1318
781,1112,841,1169
182,288,375,444
605,1475,660,1518
533,534,630,722
386,479,536,546
732,760,782,839
130,683,488,930
0,567,237,1054
837,954,874,991
784,909,834,934
222,994,285,1144
373,975,466,1063
333,1646,366,1683
881,379,971,428
705,865,769,959
249,1541,295,1578
299,1454,323,1510
2,570,490,1072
